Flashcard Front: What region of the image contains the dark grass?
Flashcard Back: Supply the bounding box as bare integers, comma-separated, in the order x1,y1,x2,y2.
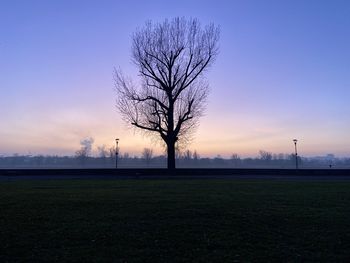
1,179,350,262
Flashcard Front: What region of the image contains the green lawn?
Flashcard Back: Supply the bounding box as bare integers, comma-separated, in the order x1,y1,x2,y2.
1,179,350,262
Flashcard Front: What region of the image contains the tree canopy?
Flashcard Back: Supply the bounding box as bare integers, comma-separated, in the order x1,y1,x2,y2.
115,17,220,169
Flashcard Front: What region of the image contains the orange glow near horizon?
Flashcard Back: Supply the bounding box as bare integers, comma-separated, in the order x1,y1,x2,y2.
1,106,349,158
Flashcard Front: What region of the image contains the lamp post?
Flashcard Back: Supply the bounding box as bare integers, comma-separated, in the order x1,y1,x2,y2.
115,138,119,169
293,139,298,170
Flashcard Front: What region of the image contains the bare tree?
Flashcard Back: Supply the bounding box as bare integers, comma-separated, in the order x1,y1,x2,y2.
193,150,200,161
97,145,108,165
259,150,273,162
122,152,130,159
108,146,116,159
75,137,94,166
115,17,219,170
97,145,108,158
183,150,193,161
231,153,241,167
142,148,153,166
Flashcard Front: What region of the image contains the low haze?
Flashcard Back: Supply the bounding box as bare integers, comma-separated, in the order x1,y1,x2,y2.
1,0,349,157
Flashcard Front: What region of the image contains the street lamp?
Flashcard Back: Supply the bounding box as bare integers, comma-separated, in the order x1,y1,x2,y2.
293,139,298,170
115,138,120,169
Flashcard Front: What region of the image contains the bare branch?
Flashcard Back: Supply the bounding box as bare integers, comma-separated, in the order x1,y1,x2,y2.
115,17,219,169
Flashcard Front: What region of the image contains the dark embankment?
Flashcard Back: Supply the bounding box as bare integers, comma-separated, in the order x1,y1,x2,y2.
0,168,349,178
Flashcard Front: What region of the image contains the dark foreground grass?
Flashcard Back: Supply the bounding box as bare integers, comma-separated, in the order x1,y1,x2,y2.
1,179,350,262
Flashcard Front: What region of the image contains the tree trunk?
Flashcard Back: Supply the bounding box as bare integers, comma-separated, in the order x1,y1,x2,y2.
167,99,176,171
167,141,176,170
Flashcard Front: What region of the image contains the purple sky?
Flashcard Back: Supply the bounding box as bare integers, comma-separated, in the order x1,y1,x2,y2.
1,0,349,157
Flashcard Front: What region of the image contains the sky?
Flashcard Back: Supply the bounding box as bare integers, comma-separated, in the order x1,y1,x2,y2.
0,0,349,158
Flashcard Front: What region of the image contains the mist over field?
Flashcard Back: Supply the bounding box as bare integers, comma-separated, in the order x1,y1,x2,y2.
0,151,346,169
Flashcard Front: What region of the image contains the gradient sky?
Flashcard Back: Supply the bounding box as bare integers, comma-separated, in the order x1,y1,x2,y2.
1,0,349,157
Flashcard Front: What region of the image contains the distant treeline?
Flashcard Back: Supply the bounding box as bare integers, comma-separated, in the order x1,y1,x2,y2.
0,149,348,169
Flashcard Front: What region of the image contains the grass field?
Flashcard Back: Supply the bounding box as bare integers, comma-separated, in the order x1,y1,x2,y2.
1,179,350,262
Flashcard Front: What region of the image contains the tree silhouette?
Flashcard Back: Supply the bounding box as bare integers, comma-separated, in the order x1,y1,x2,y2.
259,150,273,162
115,17,219,170
142,148,153,166
75,137,94,166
